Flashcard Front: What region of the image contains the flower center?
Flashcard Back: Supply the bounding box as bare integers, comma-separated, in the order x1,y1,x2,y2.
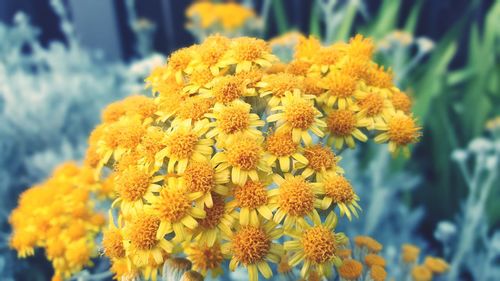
226,138,261,170
233,180,268,209
265,131,297,157
168,48,192,71
188,243,224,271
285,100,315,129
233,37,268,61
218,105,250,134
154,187,192,222
321,72,357,98
177,97,214,122
326,110,356,136
184,161,215,194
304,145,336,171
232,226,271,265
278,176,314,217
391,91,412,113
212,76,244,104
198,194,225,229
388,115,420,145
338,259,363,280
128,215,160,250
324,175,355,203
359,92,384,116
167,131,199,159
262,73,302,98
103,229,126,259
301,226,337,263
116,167,150,202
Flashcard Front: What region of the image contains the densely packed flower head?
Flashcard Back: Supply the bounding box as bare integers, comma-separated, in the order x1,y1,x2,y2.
9,162,109,281
186,1,261,39
78,34,422,281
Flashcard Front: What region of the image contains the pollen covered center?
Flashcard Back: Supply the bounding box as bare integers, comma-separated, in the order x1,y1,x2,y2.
304,145,336,171
233,180,268,208
226,138,261,170
265,131,297,157
116,167,150,202
167,132,199,159
184,161,216,194
232,226,271,265
212,77,244,104
155,188,192,222
128,215,160,250
324,175,355,203
278,177,314,217
233,38,267,61
388,115,420,145
285,100,315,129
359,92,384,116
102,229,126,259
218,106,250,134
301,226,337,263
327,110,356,136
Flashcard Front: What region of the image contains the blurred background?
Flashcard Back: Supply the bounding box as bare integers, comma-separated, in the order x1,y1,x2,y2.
0,0,498,280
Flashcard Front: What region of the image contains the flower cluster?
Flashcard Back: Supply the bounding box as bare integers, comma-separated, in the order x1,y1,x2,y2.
400,244,449,281
186,1,261,39
9,162,109,281
78,34,421,281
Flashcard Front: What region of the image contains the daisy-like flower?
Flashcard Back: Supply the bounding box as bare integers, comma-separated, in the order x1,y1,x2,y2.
122,212,173,268
222,221,283,281
390,89,413,114
136,126,168,172
156,119,213,173
318,70,358,108
271,174,324,229
219,37,277,73
310,44,345,74
182,157,230,208
374,111,421,156
298,144,343,179
256,73,304,107
174,96,214,124
145,177,206,241
206,99,264,143
191,35,231,75
284,211,347,278
364,64,394,89
183,67,218,94
263,130,308,172
113,166,163,215
345,34,375,60
320,173,361,220
199,75,252,104
154,78,187,122
355,88,394,129
325,109,369,149
213,134,270,186
190,193,234,246
294,36,321,62
164,46,198,83
338,259,364,281
228,176,277,226
267,92,326,145
185,242,225,278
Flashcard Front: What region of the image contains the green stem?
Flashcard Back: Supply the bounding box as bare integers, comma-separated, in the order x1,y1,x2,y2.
272,0,288,34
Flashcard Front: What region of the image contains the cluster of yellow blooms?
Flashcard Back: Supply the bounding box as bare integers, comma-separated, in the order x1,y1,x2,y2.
80,33,422,281
186,1,259,38
401,244,450,281
9,162,111,281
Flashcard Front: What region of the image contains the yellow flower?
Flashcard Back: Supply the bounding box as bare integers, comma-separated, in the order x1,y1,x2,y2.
219,37,277,73
299,145,343,179
318,70,358,108
325,109,368,149
185,242,225,277
320,173,361,220
190,193,234,246
263,130,308,172
182,157,230,208
424,256,449,274
256,73,304,107
200,75,252,104
338,259,364,281
206,99,264,143
271,174,324,229
228,176,276,226
355,88,395,129
294,36,321,62
284,211,346,278
122,212,173,267
113,166,163,215
145,177,206,240
156,119,213,173
374,111,421,156
222,221,283,281
411,265,433,281
267,92,326,145
213,135,270,186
